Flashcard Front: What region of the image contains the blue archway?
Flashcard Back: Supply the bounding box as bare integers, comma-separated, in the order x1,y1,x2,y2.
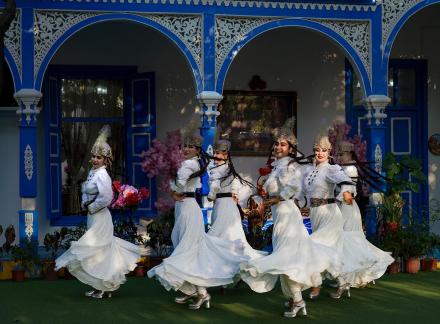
34,13,202,92
216,18,372,97
383,0,440,75
4,47,21,91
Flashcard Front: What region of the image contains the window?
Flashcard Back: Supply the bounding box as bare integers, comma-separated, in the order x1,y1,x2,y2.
44,66,156,225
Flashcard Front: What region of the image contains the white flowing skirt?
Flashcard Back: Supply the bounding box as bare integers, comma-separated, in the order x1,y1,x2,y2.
340,201,394,286
148,197,248,293
208,197,267,260
240,200,341,293
310,203,378,283
55,207,140,292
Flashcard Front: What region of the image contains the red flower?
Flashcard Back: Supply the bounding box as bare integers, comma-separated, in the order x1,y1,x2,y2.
125,192,140,206
139,187,150,199
112,180,122,192
259,166,272,177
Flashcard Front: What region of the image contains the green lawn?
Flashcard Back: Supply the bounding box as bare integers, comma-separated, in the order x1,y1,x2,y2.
0,271,439,323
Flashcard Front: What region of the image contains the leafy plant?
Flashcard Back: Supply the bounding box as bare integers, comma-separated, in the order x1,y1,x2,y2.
114,218,144,245
383,153,426,195
10,240,41,273
61,224,87,250
145,209,174,257
43,228,69,259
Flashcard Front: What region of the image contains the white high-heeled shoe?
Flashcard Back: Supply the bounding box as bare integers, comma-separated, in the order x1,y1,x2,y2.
284,300,307,318
330,285,351,299
174,293,198,304
85,290,97,297
188,293,211,310
91,291,112,299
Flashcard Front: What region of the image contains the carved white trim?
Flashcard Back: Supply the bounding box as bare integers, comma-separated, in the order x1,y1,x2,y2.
24,145,34,181
215,16,279,78
24,212,34,239
141,14,202,66
311,19,371,81
4,9,22,79
374,144,382,174
51,0,377,12
382,0,423,47
34,10,100,80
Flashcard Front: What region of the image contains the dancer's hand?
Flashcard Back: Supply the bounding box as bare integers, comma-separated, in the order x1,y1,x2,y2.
264,197,280,207
232,193,239,203
300,208,310,217
170,191,185,201
343,191,353,205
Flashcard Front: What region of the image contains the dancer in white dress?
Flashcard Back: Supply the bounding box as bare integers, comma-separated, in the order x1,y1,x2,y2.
337,141,394,287
56,126,141,298
208,139,267,260
240,120,340,318
303,135,377,299
147,134,248,310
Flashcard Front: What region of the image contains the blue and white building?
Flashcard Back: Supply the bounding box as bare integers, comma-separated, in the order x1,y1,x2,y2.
0,0,439,244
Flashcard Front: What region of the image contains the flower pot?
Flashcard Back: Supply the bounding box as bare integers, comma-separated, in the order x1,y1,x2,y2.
12,269,26,282
421,258,437,272
405,257,420,274
146,256,164,270
134,266,145,277
43,261,58,281
387,261,400,274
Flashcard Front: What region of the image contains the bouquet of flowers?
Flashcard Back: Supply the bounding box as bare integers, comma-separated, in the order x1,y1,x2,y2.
110,181,150,210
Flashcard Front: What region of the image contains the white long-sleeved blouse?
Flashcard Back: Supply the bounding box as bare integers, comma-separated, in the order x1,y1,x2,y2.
264,157,303,201
169,157,201,193
207,162,239,200
302,161,354,201
81,166,113,214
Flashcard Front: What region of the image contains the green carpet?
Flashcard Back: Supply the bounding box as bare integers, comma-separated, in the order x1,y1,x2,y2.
0,272,439,323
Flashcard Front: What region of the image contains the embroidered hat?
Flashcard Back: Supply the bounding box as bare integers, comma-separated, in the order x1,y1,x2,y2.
313,134,332,150
91,125,113,160
273,117,297,146
214,139,231,152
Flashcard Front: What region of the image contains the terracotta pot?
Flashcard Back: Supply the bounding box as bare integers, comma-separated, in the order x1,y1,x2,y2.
44,261,58,281
387,261,400,274
134,266,145,277
146,256,164,270
405,257,420,274
421,258,437,272
12,269,25,282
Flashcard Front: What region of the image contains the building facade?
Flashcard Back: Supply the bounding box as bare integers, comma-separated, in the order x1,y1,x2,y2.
1,0,440,244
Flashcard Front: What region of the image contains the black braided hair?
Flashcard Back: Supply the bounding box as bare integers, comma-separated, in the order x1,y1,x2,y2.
213,154,256,189
188,147,211,180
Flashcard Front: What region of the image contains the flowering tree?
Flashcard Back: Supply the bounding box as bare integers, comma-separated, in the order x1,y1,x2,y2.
328,123,367,163
141,130,185,213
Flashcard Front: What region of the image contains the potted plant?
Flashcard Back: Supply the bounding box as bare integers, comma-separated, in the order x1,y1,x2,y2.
399,223,427,274
59,224,87,279
420,232,440,271
43,228,70,280
145,209,174,270
10,241,40,282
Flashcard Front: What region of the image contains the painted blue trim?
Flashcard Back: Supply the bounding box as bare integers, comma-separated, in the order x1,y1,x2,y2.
3,48,21,91
21,7,35,89
19,124,38,197
34,13,202,93
202,13,216,91
382,0,440,84
215,18,371,96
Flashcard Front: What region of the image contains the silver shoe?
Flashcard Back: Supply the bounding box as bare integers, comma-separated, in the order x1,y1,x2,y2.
85,290,98,297
188,293,211,310
283,298,294,308
91,291,112,299
284,300,307,318
330,285,351,299
309,287,321,300
174,293,197,304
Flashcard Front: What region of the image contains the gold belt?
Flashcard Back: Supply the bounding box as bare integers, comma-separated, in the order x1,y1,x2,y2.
310,198,336,208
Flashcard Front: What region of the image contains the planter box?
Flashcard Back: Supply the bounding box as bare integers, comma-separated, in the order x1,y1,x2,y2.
421,258,437,272
0,260,15,280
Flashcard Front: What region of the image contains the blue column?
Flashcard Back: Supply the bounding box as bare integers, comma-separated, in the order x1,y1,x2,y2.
14,7,41,246
363,95,390,237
